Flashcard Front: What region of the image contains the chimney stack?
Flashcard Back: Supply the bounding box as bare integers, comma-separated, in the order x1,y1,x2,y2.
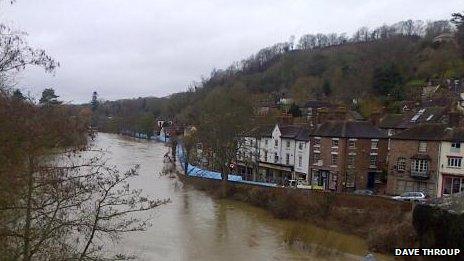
370,112,382,127
448,112,462,127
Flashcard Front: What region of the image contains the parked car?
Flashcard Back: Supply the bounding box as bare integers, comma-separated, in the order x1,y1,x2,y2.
288,180,312,190
392,192,426,202
353,189,374,196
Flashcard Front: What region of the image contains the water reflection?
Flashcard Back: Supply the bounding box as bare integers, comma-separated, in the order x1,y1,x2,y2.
93,133,386,261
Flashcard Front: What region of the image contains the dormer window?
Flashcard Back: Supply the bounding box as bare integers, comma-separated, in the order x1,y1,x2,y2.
349,139,356,149
418,141,427,153
451,142,461,153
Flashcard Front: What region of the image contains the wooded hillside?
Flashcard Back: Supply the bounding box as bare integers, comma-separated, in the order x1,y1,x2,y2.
90,14,464,134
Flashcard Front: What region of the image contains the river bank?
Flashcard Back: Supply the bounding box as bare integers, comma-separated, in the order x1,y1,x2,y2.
176,171,415,256
92,133,386,260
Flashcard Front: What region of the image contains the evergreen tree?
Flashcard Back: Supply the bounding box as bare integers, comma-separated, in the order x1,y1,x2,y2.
372,63,404,96
91,91,99,111
39,88,61,105
288,103,302,117
12,89,25,100
322,80,332,97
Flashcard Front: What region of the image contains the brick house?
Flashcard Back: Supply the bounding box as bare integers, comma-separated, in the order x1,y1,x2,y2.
387,124,445,197
379,106,449,136
310,121,388,193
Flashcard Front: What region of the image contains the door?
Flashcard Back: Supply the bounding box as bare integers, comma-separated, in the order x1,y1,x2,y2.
367,172,375,189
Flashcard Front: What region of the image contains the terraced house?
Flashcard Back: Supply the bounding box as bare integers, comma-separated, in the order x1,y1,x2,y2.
309,121,388,192
237,124,310,185
436,126,464,197
387,124,446,197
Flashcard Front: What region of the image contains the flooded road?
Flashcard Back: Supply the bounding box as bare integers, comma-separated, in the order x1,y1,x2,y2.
93,133,378,261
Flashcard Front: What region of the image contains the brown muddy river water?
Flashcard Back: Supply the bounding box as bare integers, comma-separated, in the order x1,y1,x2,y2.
92,133,388,261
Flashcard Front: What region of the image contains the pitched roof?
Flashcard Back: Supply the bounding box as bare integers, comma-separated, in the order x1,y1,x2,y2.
241,125,273,137
379,114,405,129
392,124,464,142
279,125,303,138
295,128,311,141
379,106,448,129
276,124,311,141
347,110,365,121
302,100,334,109
313,121,387,139
243,124,310,141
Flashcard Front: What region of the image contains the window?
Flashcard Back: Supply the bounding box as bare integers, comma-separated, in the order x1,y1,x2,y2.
348,155,355,167
285,153,290,165
264,151,268,161
331,154,338,165
299,142,303,150
313,152,320,162
349,140,356,149
418,141,427,153
411,159,428,173
346,170,355,187
298,156,302,167
371,139,378,149
313,138,321,147
332,139,339,148
388,129,395,136
370,155,377,167
397,157,406,171
448,157,462,168
451,142,461,153
274,153,279,163
443,177,464,195
250,140,254,147
286,141,290,148
274,139,278,147
265,139,268,146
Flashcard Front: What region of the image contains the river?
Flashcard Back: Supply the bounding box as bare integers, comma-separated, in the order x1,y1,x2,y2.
92,133,384,261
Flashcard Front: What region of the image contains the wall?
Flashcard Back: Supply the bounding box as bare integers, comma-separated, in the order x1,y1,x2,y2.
281,138,295,165
438,141,464,197
439,141,464,175
294,140,310,176
413,204,464,258
310,136,388,192
387,139,440,196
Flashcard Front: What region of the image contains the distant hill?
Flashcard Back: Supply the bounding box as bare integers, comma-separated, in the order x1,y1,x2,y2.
89,16,464,134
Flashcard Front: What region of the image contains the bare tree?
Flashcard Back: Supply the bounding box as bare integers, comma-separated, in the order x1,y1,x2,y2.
0,90,169,260
0,24,58,76
194,85,253,195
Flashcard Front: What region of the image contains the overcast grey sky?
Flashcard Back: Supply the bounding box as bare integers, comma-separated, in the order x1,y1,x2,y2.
1,0,462,103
